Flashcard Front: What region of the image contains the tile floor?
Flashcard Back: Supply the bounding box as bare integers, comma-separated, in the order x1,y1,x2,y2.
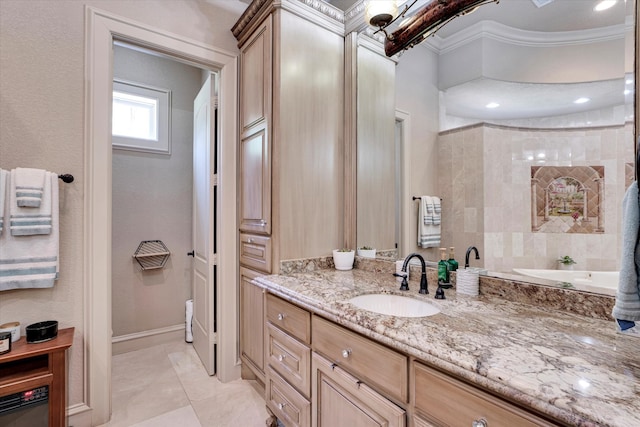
98,340,269,427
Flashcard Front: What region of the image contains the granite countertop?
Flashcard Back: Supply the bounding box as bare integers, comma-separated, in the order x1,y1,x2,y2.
255,267,640,427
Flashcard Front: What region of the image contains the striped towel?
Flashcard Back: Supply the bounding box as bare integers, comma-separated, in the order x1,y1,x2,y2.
10,169,53,235
0,173,59,291
418,196,441,248
14,167,46,207
0,169,7,235
432,197,441,226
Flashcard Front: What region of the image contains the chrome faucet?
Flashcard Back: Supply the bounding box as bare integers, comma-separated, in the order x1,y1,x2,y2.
465,246,480,268
394,253,429,294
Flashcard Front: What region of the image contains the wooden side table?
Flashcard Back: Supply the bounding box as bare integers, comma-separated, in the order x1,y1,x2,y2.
0,327,74,427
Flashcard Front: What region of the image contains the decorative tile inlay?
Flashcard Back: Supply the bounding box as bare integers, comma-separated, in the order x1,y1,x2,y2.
531,166,605,234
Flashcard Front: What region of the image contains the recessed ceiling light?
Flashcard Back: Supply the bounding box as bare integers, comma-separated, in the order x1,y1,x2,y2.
485,102,500,109
537,153,546,159
594,0,616,11
574,97,590,104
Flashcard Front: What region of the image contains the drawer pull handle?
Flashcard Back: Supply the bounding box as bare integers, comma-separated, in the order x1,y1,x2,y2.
260,220,267,226
278,354,286,362
472,418,488,427
247,238,253,243
277,313,285,321
342,349,352,358
277,403,286,410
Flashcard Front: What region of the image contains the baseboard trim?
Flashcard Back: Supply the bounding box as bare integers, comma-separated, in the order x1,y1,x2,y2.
68,403,92,427
112,324,185,355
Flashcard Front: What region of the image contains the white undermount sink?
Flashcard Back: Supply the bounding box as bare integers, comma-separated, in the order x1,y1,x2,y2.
347,294,440,317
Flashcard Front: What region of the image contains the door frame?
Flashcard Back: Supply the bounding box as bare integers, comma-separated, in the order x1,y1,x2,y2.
85,7,239,424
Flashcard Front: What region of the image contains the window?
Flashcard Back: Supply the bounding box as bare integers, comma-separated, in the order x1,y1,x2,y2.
112,80,171,154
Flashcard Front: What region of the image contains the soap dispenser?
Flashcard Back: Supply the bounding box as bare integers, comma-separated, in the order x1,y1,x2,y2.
437,248,450,284
447,247,459,271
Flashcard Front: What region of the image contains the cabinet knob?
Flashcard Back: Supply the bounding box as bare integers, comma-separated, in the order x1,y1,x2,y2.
277,313,285,321
278,354,286,362
277,403,286,410
247,238,253,243
472,418,488,427
342,349,352,358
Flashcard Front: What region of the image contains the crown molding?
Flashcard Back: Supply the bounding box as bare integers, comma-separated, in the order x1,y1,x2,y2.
429,20,629,55
232,0,345,42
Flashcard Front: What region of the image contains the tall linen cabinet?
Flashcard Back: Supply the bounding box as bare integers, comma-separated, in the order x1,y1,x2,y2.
232,0,345,385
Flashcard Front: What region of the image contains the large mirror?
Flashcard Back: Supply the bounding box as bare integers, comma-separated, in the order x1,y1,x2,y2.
351,0,635,296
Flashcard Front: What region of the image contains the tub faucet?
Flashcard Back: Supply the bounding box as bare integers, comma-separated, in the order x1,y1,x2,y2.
395,253,429,294
465,246,480,268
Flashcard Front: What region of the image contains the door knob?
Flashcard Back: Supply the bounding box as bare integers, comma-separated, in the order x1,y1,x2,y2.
187,251,195,257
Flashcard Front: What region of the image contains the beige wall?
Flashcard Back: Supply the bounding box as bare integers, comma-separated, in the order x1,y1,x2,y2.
0,0,244,416
112,46,203,338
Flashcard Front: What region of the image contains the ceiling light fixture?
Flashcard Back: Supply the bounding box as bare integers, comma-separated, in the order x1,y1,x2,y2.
574,97,590,104
365,0,416,41
367,0,499,49
594,0,616,11
485,102,500,108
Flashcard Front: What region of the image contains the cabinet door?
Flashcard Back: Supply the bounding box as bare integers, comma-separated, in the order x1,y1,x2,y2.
239,15,272,235
240,267,265,382
239,123,271,234
312,352,405,427
239,16,272,132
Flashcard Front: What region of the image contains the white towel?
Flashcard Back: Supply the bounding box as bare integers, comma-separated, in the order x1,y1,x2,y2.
0,169,7,235
14,167,46,207
0,172,59,291
10,169,52,235
418,195,441,248
612,181,640,321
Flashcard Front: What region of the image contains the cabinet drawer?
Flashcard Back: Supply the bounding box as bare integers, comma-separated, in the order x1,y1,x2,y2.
266,294,311,344
414,362,557,427
267,322,311,398
313,352,406,427
267,366,311,427
312,316,408,403
239,233,272,273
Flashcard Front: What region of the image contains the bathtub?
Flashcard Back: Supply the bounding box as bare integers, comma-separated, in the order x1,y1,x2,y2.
512,268,619,296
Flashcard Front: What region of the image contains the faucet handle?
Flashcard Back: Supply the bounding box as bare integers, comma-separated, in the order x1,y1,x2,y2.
393,273,409,291
435,281,453,299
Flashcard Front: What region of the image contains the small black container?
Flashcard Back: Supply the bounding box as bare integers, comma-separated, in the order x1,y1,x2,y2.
0,331,11,354
26,321,58,343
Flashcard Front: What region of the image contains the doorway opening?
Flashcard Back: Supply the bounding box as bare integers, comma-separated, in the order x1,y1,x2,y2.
110,42,218,375
85,8,239,424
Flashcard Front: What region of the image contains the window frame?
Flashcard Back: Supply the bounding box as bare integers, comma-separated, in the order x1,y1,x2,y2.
112,79,172,155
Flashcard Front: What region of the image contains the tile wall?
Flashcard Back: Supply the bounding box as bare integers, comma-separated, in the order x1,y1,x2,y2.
438,122,634,274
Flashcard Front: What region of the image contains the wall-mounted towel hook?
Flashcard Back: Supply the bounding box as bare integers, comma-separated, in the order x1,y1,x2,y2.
58,174,74,183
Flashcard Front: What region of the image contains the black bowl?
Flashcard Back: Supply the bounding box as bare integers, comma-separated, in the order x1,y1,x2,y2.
26,320,58,343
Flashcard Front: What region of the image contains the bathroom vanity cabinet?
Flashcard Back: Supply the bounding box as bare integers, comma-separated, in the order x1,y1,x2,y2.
262,292,564,427
234,0,345,386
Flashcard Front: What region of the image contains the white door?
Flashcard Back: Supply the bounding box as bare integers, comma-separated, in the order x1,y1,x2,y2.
192,74,217,375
